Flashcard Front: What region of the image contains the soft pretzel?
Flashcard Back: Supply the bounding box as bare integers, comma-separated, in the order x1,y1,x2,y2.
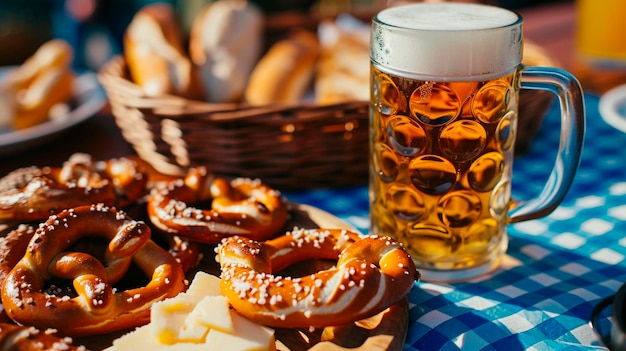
0,39,75,130
0,323,86,351
124,2,204,99
216,228,418,328
1,204,186,337
0,224,199,330
147,167,288,244
0,225,35,324
0,225,34,285
0,153,147,222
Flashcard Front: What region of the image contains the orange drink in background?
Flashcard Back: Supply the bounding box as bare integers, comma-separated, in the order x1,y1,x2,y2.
577,0,626,61
575,0,626,93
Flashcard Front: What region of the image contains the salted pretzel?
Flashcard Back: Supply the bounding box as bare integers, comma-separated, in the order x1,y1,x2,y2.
0,225,34,284
0,225,198,321
0,223,200,280
1,204,186,337
0,323,86,351
147,166,288,244
0,153,147,222
216,228,418,328
0,224,35,324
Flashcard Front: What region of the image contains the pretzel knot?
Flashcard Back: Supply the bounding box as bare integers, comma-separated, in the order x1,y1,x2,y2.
216,228,418,328
153,231,203,273
1,204,186,337
0,323,85,350
0,153,147,222
147,166,288,243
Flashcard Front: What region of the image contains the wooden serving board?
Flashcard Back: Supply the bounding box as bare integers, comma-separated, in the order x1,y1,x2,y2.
31,203,410,351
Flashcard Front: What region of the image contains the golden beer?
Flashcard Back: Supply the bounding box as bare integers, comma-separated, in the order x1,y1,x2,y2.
369,67,518,273
370,3,585,281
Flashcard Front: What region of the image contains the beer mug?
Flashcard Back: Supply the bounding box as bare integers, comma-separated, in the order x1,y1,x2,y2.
369,3,585,282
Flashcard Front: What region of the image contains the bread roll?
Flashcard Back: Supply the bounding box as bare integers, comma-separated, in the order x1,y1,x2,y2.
3,39,73,90
124,3,204,100
0,39,75,130
315,16,370,104
189,0,264,103
245,30,319,105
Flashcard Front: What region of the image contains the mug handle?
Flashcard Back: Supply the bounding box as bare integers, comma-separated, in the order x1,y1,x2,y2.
508,66,586,223
589,294,615,348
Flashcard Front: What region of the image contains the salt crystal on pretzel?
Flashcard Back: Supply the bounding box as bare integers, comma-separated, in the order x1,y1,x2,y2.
0,323,87,350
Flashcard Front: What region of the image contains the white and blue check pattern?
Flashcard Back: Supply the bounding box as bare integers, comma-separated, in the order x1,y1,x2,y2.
286,93,623,350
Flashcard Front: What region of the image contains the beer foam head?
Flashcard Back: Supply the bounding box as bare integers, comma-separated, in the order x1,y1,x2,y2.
371,3,523,80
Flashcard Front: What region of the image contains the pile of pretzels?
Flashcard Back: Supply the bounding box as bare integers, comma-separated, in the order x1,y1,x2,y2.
0,153,418,349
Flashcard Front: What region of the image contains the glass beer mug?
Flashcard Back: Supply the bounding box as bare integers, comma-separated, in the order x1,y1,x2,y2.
369,3,585,282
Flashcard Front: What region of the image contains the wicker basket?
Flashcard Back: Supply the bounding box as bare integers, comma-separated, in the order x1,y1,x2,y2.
98,56,369,190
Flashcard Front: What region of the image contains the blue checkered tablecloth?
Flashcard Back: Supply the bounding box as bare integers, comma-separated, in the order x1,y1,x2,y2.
285,93,626,350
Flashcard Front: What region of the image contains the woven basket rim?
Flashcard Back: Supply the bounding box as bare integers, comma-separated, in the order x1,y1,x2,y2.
97,55,369,122
97,55,371,190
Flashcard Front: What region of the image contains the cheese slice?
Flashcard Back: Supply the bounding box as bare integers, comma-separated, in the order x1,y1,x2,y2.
108,270,275,351
106,323,209,351
204,309,276,351
105,325,160,350
155,344,210,351
151,271,222,344
151,295,197,344
185,271,222,300
179,295,234,342
106,324,209,351
177,319,210,343
183,295,235,334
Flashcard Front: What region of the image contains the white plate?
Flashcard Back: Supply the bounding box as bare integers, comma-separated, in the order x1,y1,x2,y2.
0,69,106,156
599,83,626,134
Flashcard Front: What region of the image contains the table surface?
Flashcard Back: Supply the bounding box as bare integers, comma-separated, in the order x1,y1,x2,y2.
288,91,622,350
1,2,624,350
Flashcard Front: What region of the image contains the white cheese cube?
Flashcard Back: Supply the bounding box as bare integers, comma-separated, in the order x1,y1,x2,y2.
151,297,196,344
183,295,235,335
105,324,161,350
185,271,222,301
204,310,276,351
